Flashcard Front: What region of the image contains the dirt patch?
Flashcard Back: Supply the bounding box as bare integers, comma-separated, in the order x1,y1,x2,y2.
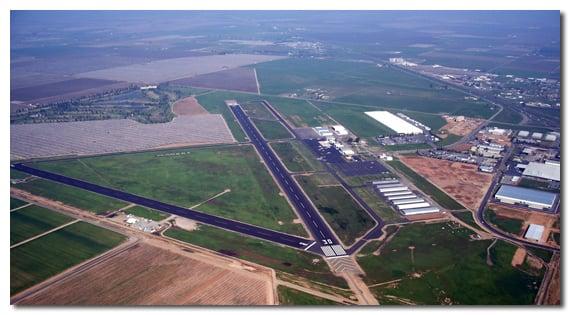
544,256,561,305
511,247,526,267
172,96,209,116
174,217,199,231
440,116,485,136
476,131,513,147
17,242,273,305
400,155,493,210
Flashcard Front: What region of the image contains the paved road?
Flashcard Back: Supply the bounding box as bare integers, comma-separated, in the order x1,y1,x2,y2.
230,105,344,255
11,163,315,252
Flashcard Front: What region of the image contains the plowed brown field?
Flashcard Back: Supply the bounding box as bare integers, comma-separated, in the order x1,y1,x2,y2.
172,96,208,116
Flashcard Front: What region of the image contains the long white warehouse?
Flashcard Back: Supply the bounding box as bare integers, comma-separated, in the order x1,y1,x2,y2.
365,111,424,135
401,207,440,216
384,191,413,197
393,198,425,205
397,202,431,210
379,186,409,193
387,194,417,200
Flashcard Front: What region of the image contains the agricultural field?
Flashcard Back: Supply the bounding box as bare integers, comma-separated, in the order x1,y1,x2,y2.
11,205,74,245
18,242,273,305
296,174,375,246
29,145,307,236
251,119,293,140
164,224,348,288
10,78,124,103
76,54,286,84
11,114,235,160
14,179,128,214
270,141,324,173
171,96,209,116
11,221,126,295
398,155,493,210
357,222,544,305
123,206,169,221
387,160,464,210
277,286,340,305
170,67,258,93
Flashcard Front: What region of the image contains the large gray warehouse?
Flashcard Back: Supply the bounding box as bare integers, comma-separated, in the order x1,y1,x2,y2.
494,185,558,211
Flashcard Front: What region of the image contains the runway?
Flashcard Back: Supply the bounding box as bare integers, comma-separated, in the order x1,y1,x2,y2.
230,104,345,256
11,163,316,252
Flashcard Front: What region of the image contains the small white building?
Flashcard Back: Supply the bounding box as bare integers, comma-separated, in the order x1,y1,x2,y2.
524,224,545,241
331,125,349,136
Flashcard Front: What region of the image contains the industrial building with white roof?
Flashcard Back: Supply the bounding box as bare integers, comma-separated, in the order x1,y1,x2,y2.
494,185,558,211
364,111,424,135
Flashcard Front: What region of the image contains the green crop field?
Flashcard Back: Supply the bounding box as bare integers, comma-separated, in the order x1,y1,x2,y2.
11,221,126,295
10,197,28,210
277,286,340,305
252,119,293,140
297,174,375,245
124,206,168,221
14,179,128,214
358,222,543,305
387,160,464,210
485,208,524,235
11,205,74,245
270,141,324,173
164,225,348,288
264,96,334,128
30,145,306,236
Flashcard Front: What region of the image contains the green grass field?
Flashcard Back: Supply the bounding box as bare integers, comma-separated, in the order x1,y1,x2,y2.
491,107,524,124
297,174,375,245
164,225,348,288
240,100,276,120
14,179,128,214
10,197,28,210
11,205,74,245
11,169,30,180
30,145,306,236
124,206,169,221
485,208,524,235
11,221,126,295
358,222,543,305
387,160,464,210
252,119,293,140
451,210,481,231
264,96,334,128
277,286,340,305
270,141,324,172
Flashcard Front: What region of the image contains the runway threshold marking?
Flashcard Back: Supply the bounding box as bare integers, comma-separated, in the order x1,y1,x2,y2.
304,241,317,251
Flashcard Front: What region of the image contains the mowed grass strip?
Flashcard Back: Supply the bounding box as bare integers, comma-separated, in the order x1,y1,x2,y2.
124,206,169,221
11,197,29,210
270,141,324,173
251,118,293,140
11,205,74,245
358,222,543,305
14,179,128,214
263,96,335,128
277,286,340,305
11,221,126,295
387,159,463,210
164,225,348,289
297,174,375,245
32,145,306,236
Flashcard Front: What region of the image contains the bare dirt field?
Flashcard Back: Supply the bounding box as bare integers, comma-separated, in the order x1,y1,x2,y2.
76,54,286,84
400,155,493,210
488,203,558,244
511,247,527,267
11,78,124,103
544,256,561,305
11,114,235,160
172,96,209,116
170,67,258,93
17,242,274,305
476,131,513,147
440,116,485,136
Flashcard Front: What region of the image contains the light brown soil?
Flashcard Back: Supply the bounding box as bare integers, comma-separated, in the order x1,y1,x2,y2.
488,203,559,245
172,96,209,116
18,242,272,305
400,156,493,210
511,248,527,267
440,116,485,136
476,132,512,147
544,255,561,305
174,217,199,231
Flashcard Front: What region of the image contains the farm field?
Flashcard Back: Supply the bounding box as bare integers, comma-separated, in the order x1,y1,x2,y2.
18,242,273,305
296,174,375,246
277,286,340,305
387,160,464,210
170,67,258,93
11,114,235,160
164,224,348,289
30,145,307,236
270,141,324,173
357,222,544,305
10,78,123,103
76,54,286,83
398,156,494,211
252,119,292,140
11,205,74,245
11,221,126,295
124,206,169,221
171,96,209,116
14,179,128,214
